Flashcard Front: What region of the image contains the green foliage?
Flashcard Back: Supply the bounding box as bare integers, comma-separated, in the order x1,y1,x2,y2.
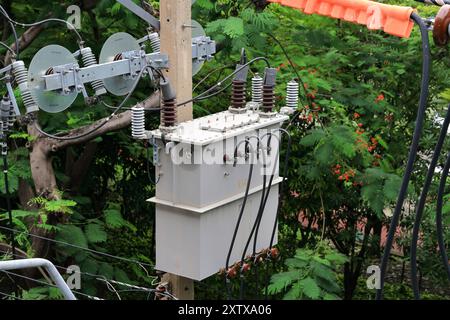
0,0,449,301
21,286,64,300
268,242,348,300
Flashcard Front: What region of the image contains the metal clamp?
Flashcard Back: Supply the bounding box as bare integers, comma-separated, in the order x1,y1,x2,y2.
192,36,216,63
122,50,147,80
150,136,161,166
52,63,80,96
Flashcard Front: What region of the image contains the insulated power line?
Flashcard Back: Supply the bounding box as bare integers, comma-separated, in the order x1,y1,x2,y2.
1,270,103,300
0,225,153,268
435,152,450,281
0,290,22,300
0,41,15,56
409,103,450,299
0,6,20,59
225,139,257,300
377,12,431,300
264,128,292,299
0,247,167,301
178,57,271,107
0,4,83,45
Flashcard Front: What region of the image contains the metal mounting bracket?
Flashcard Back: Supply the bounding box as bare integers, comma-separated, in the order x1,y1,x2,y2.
192,36,216,64
116,0,160,31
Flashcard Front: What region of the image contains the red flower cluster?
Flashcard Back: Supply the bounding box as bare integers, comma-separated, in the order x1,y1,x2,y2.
332,165,356,182
375,93,385,103
367,137,379,153
338,169,355,182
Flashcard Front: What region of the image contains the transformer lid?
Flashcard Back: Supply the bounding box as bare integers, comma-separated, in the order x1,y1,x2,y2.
150,110,289,146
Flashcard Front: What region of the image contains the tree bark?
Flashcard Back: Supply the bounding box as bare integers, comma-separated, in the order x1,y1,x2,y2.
4,24,47,65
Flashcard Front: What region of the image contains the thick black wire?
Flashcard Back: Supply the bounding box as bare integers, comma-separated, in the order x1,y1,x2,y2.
263,129,292,299
0,6,20,59
225,139,256,300
435,151,450,281
193,64,234,92
101,100,161,112
238,135,278,299
376,13,431,300
178,57,271,107
267,33,310,108
409,104,450,299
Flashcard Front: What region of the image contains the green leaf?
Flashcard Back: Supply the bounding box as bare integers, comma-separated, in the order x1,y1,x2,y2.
223,17,244,39
324,252,348,265
383,175,401,201
285,258,308,269
85,223,107,244
300,129,325,147
56,224,88,248
268,271,299,294
299,277,321,299
323,293,340,300
114,267,132,284
195,0,213,10
44,199,77,214
98,262,114,279
283,281,302,300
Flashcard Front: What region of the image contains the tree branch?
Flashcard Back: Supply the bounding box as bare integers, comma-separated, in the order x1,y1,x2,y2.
40,91,160,151
4,24,46,65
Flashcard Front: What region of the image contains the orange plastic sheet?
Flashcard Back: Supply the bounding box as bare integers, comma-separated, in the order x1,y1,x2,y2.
268,0,416,38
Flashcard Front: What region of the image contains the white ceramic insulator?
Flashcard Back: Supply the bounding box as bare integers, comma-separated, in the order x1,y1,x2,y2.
131,106,146,139
286,80,299,109
81,47,106,95
148,32,161,54
251,74,263,104
12,61,37,113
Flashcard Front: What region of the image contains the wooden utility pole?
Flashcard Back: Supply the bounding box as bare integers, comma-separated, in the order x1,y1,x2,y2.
159,0,195,300
160,0,193,123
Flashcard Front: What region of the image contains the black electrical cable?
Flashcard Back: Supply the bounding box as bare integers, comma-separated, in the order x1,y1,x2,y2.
0,4,83,45
193,65,235,92
238,134,279,299
193,81,234,102
101,101,161,112
264,128,292,299
225,139,256,300
35,67,146,141
435,151,450,281
178,57,271,107
409,103,450,299
237,136,268,300
376,12,431,300
0,6,20,59
267,33,310,107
